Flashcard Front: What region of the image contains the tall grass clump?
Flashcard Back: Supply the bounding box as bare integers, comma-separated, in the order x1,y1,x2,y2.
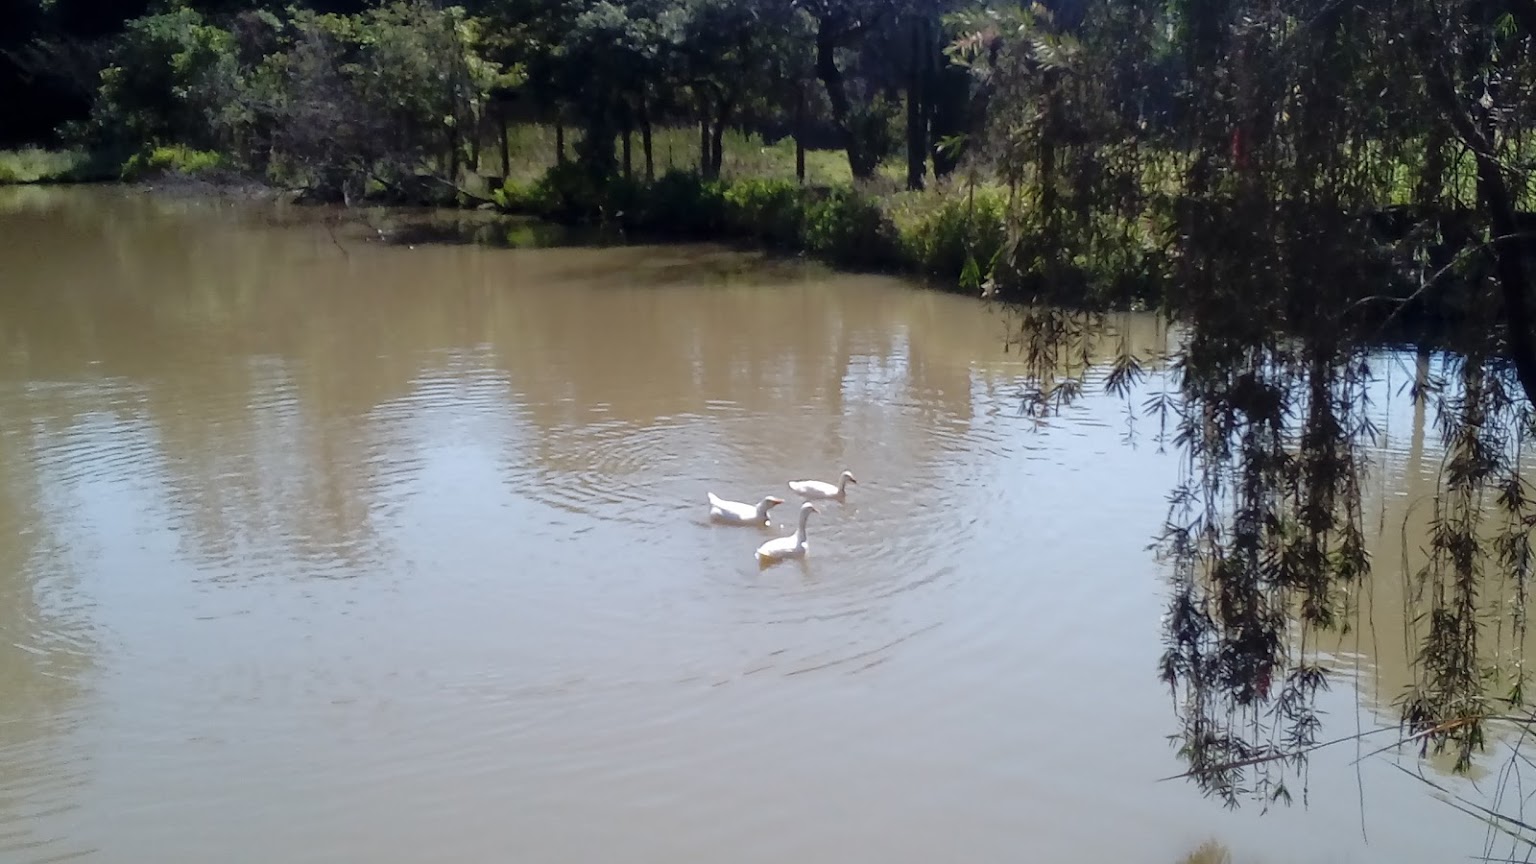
499,162,613,222
119,145,230,181
893,184,1009,288
498,164,1005,289
640,170,727,235
0,148,100,184
800,187,902,269
721,178,806,246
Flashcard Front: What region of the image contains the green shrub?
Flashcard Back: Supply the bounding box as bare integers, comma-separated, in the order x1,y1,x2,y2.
513,161,627,222
721,178,806,246
802,187,901,269
120,144,228,181
491,167,919,280
900,186,1009,283
496,177,541,212
636,171,726,236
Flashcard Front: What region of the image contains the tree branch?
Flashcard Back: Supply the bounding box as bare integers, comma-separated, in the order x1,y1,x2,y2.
1421,49,1536,409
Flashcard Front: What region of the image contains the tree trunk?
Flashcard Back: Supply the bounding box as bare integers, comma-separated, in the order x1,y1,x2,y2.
711,100,732,179
929,51,968,178
1038,77,1062,244
1417,124,1447,204
699,109,711,177
575,98,618,181
499,109,510,178
469,112,481,174
555,120,566,164
906,17,928,191
1421,51,1536,409
795,83,806,185
815,19,870,180
1477,151,1536,410
622,107,633,181
640,93,654,182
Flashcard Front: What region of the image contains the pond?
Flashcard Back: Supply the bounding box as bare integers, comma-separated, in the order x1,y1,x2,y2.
0,185,1509,863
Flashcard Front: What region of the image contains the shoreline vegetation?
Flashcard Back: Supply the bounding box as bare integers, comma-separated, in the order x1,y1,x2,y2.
4,119,1514,354
1,131,1495,346
0,127,1487,340
0,130,1038,305
0,0,1517,340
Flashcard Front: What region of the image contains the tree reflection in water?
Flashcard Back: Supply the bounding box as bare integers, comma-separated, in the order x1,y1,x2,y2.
1003,299,1536,846
950,0,1536,850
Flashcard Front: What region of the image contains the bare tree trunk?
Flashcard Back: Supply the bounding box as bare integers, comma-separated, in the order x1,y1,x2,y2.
469,113,482,174
816,21,870,180
555,120,566,164
446,53,462,184
795,82,806,184
906,17,928,191
1417,124,1447,204
622,108,633,181
1038,78,1062,245
640,93,654,182
929,54,967,178
499,109,510,178
711,101,732,179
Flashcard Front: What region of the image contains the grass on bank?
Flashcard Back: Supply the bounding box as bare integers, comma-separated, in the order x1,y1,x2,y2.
487,161,1163,305
0,148,102,184
0,144,231,185
480,124,1009,283
487,123,891,189
118,144,230,181
8,121,1509,212
0,125,1156,302
16,122,1396,306
479,124,1161,302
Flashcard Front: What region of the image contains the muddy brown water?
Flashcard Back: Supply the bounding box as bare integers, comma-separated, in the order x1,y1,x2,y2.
0,185,1511,862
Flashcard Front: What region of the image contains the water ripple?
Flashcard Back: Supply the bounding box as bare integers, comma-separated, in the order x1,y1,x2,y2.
0,720,93,864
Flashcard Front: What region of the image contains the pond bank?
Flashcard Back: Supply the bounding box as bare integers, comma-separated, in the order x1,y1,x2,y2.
0,146,1499,348
0,145,1130,303
485,164,1174,308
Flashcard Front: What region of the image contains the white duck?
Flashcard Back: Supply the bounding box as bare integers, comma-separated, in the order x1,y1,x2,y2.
756,502,820,564
788,470,857,501
708,492,785,526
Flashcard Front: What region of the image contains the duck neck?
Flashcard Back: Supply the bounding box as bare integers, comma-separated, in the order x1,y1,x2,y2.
755,500,773,519
795,512,811,542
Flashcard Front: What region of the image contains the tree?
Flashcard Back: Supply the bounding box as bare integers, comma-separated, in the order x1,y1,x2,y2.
674,0,808,179
294,3,499,195
794,0,897,180
955,0,1536,830
87,7,241,151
